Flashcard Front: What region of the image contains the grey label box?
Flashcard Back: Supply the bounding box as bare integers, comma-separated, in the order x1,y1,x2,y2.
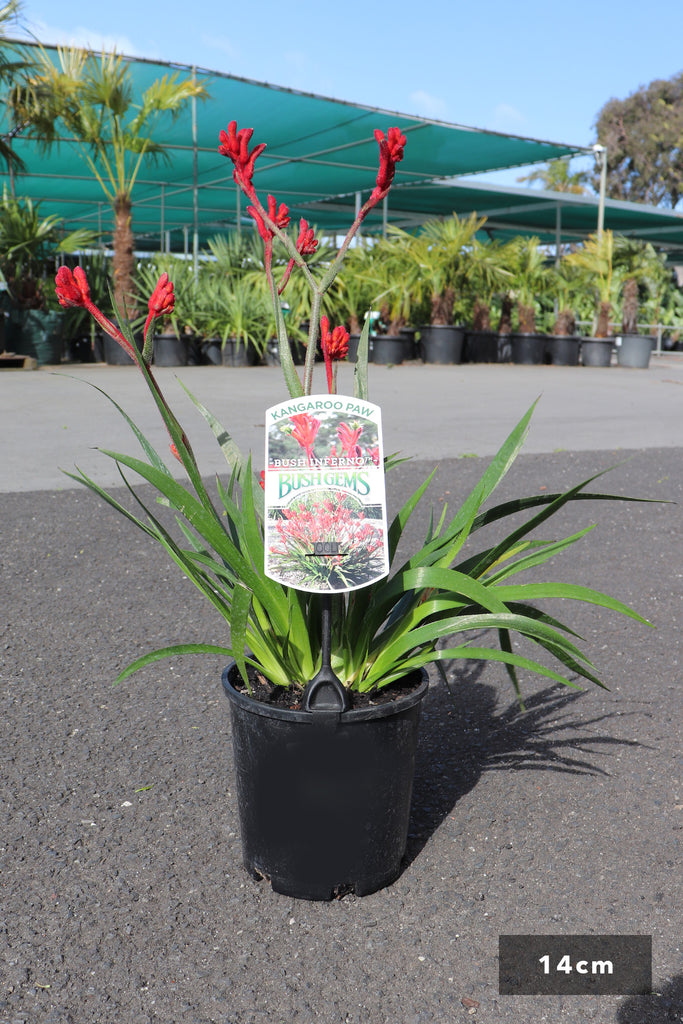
499,934,652,995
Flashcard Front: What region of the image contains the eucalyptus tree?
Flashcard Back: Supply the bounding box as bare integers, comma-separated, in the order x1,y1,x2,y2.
593,72,683,209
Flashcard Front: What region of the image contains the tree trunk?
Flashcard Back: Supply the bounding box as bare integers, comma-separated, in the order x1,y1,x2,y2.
113,194,136,320
621,277,639,334
431,286,455,325
472,299,491,331
596,301,612,338
497,294,513,334
553,309,576,335
517,303,536,334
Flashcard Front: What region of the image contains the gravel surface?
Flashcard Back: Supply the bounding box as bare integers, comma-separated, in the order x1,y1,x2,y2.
1,447,681,1023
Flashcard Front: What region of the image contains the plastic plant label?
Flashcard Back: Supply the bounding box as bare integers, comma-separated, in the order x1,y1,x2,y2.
263,395,389,593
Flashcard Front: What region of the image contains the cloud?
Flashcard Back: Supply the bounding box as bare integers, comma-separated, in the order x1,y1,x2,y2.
22,18,144,58
408,90,449,121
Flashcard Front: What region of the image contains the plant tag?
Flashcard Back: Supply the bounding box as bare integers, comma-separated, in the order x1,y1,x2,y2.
263,394,389,593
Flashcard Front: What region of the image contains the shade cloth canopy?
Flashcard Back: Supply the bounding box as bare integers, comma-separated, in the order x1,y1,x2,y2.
0,43,582,247
3,43,683,259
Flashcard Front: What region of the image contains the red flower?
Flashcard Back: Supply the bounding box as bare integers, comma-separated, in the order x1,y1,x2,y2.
218,121,266,198
320,315,349,393
337,421,363,457
54,265,136,360
370,126,407,203
320,318,349,362
148,272,175,318
258,470,266,491
289,413,321,463
143,272,175,345
55,265,91,308
296,218,318,255
248,194,290,243
368,446,381,467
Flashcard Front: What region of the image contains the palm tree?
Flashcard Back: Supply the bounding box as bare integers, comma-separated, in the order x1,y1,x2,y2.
509,236,552,333
405,212,485,325
0,0,36,186
10,45,208,316
466,238,513,330
517,158,590,194
564,231,616,337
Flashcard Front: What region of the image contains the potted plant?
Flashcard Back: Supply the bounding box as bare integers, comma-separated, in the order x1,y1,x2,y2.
545,261,581,366
136,256,201,366
56,122,652,901
508,236,553,364
0,187,94,364
403,213,484,363
463,238,513,362
614,237,655,369
333,243,385,361
362,228,419,364
564,231,617,367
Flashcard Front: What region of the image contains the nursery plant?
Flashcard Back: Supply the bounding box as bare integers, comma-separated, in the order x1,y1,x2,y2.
56,121,650,705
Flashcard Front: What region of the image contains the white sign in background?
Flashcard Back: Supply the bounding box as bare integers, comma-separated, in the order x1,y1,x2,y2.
263,395,390,593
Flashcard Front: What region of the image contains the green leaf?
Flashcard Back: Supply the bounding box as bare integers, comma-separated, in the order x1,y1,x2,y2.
353,313,371,400
116,643,235,682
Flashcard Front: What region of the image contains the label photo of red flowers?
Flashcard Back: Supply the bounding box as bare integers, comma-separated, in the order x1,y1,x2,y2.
263,395,390,593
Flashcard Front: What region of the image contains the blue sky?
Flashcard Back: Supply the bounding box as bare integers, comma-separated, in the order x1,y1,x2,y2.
14,0,683,186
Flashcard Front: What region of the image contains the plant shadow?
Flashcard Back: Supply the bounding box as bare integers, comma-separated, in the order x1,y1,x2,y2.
404,660,646,868
617,974,683,1023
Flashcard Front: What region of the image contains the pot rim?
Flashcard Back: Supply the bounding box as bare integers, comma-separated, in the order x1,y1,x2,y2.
222,662,429,724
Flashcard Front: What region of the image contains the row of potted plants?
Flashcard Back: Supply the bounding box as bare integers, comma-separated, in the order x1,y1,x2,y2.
106,223,683,370
2,179,681,370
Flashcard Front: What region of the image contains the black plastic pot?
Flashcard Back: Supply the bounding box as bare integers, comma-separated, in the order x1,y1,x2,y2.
264,337,306,366
546,335,580,366
510,332,546,365
581,337,614,367
398,327,417,361
64,336,93,363
221,338,260,367
465,330,502,363
419,325,464,364
202,338,223,365
153,332,190,367
14,309,63,365
104,332,142,365
371,334,406,365
222,663,428,900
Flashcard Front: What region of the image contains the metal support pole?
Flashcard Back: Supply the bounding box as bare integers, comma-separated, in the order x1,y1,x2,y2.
191,68,199,280
236,183,241,238
355,191,362,245
555,204,562,268
382,195,388,239
593,144,608,240
160,185,165,253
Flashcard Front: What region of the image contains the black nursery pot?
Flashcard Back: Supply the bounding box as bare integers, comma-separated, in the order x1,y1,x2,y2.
546,334,581,366
419,324,464,364
370,334,406,365
222,663,428,901
510,332,546,365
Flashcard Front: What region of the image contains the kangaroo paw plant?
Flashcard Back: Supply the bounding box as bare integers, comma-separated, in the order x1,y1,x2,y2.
58,122,651,708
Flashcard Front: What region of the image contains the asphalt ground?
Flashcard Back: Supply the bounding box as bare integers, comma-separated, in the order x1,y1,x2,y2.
1,357,682,1023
